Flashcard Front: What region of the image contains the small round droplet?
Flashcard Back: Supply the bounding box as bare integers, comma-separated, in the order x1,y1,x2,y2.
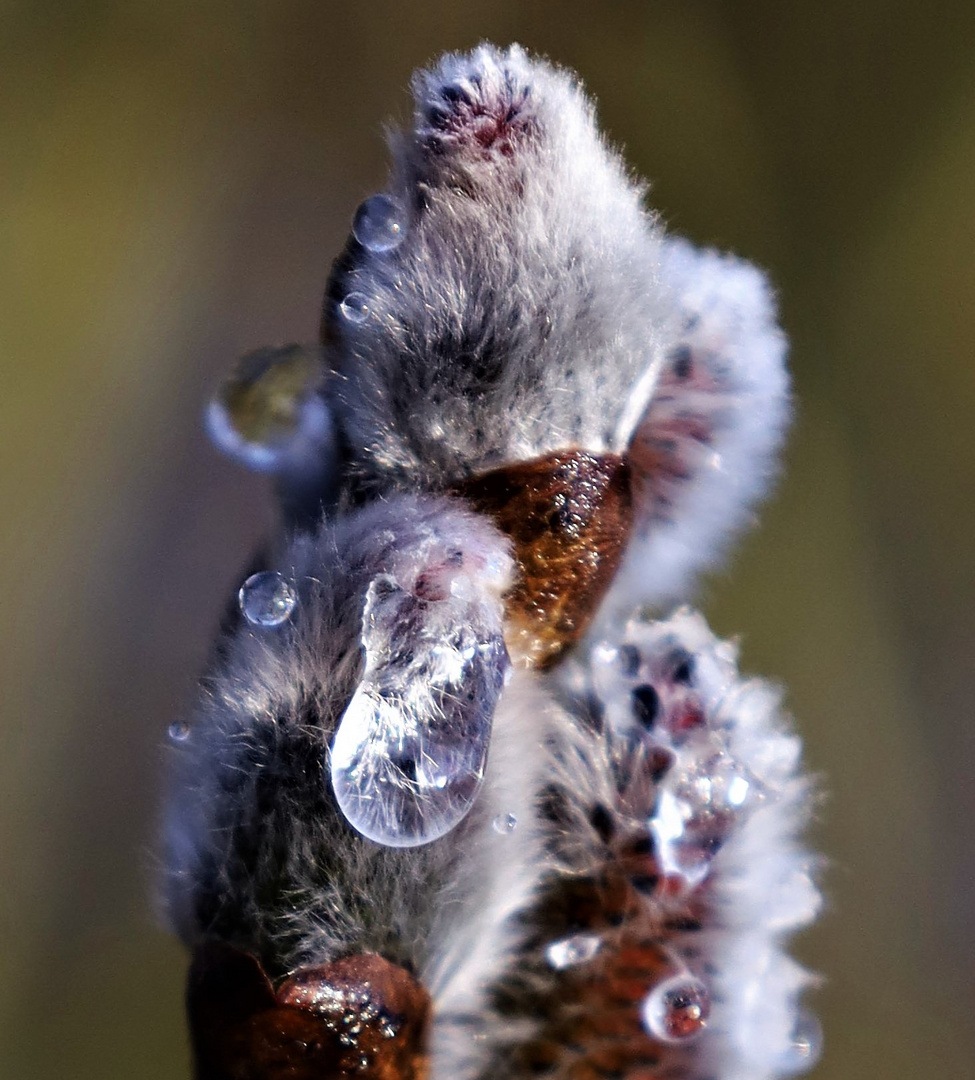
492,812,518,834
544,933,602,971
641,975,710,1043
238,571,297,627
352,194,406,253
168,720,190,742
776,1009,822,1075
206,344,331,473
339,292,370,324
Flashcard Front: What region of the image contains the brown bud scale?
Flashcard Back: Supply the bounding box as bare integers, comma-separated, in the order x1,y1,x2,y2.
187,945,431,1080
455,451,633,668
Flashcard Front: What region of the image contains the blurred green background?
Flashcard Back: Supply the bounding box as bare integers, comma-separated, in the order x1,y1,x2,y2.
2,2,973,1077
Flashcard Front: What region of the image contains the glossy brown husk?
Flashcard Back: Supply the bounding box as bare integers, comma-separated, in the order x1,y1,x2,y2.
188,946,431,1080
456,451,633,668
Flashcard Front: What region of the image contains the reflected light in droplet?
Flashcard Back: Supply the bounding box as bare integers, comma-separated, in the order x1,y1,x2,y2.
544,933,602,971
238,571,298,627
641,974,710,1043
352,194,406,253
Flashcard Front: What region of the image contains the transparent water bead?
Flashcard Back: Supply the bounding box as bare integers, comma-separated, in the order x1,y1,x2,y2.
544,933,602,971
775,1009,822,1075
238,571,298,627
339,292,370,324
167,720,190,742
727,773,751,806
674,756,760,820
352,194,406,253
205,344,335,477
650,789,714,888
641,975,710,1043
331,575,509,847
492,812,518,834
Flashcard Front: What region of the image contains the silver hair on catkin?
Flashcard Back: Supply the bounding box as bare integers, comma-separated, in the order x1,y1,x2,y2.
165,43,818,1080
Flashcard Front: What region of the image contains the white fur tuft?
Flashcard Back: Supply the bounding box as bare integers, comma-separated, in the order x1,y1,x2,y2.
169,44,816,1080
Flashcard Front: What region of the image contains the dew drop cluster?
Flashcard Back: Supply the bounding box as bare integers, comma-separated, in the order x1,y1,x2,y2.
339,195,408,328
533,609,820,1074
589,617,765,899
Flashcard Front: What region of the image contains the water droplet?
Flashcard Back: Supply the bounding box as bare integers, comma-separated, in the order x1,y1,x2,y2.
238,571,297,627
544,933,602,970
641,975,710,1043
339,292,370,323
352,194,406,253
168,720,190,742
492,812,518,834
776,1009,822,1074
727,774,750,806
676,756,761,819
206,344,331,473
330,577,508,847
649,789,720,888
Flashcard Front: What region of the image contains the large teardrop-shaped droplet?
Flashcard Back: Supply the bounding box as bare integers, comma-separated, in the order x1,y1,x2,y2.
330,575,509,847
641,974,710,1043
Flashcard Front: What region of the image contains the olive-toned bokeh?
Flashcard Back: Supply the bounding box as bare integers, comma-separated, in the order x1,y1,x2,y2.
2,3,973,1077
